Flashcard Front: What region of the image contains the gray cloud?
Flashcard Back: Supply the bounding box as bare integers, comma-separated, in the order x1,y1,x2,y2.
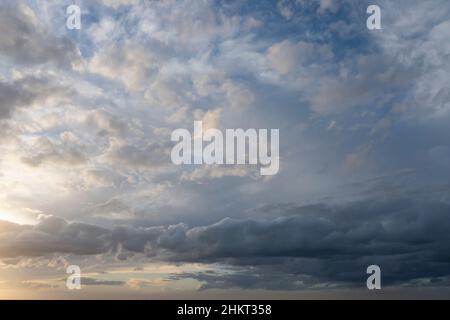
0,81,34,119
169,268,329,291
310,55,416,115
0,216,110,257
80,277,125,286
1,193,450,288
0,0,449,296
105,142,173,170
0,3,79,67
21,138,87,168
0,76,74,120
133,198,450,267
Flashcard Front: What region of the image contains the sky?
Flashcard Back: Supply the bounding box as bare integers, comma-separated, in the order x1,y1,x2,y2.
0,0,450,299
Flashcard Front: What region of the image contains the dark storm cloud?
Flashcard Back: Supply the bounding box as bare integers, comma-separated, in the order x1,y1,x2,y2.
145,198,450,264
1,193,450,288
0,2,79,67
162,195,450,289
0,216,111,257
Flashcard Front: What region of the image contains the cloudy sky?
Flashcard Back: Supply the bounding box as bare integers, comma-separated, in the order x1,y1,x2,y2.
0,0,450,299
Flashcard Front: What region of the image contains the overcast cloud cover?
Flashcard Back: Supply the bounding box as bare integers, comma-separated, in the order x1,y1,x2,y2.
0,0,450,298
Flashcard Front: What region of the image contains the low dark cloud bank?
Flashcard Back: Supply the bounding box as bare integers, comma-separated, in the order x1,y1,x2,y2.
1,192,450,289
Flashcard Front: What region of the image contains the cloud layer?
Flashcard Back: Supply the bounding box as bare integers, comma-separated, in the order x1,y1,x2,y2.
0,0,449,295
2,190,450,289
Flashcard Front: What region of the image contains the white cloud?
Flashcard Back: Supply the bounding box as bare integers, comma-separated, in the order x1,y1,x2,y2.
267,40,332,75
89,43,153,91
